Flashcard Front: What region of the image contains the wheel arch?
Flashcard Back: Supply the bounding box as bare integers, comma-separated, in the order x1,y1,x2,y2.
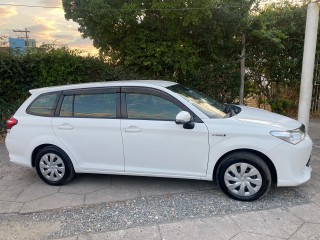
32,144,76,185
31,144,53,167
31,144,74,169
212,149,277,184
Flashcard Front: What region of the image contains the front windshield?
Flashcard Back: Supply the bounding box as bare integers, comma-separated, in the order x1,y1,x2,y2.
168,84,227,118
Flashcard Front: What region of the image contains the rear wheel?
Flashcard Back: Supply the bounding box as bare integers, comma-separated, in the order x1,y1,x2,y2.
35,146,75,185
216,152,271,201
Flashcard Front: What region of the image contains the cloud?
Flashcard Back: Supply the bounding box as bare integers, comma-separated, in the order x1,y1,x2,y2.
47,7,65,16
52,34,75,41
32,16,56,28
68,37,99,55
26,17,60,43
69,37,92,46
39,0,62,7
38,0,65,15
0,6,17,18
25,16,97,54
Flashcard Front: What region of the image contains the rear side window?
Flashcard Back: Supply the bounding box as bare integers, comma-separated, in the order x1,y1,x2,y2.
74,93,116,118
59,93,117,118
27,92,59,117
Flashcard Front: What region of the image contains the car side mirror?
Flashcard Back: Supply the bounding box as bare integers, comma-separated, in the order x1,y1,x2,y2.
175,111,195,129
175,111,191,124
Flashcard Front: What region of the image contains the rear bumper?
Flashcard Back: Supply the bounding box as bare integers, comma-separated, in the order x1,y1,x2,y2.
5,136,32,168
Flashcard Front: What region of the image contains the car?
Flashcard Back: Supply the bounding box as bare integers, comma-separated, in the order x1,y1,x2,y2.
5,80,312,201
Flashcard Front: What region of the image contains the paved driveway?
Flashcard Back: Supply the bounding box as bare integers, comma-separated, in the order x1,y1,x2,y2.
0,119,319,239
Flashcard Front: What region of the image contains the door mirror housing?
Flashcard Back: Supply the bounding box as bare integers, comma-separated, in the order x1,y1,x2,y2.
175,111,195,129
175,111,192,124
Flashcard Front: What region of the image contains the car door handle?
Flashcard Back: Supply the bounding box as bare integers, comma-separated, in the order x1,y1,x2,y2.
124,126,141,133
57,124,73,130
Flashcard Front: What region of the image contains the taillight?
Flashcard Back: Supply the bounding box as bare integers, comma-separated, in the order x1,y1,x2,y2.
6,117,18,133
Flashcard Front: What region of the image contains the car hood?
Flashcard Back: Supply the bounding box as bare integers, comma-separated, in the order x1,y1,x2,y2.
233,106,301,130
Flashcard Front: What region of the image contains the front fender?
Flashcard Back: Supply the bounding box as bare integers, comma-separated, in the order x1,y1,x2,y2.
203,133,282,181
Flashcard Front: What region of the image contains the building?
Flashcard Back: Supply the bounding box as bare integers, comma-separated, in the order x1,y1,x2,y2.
9,37,36,53
9,37,25,52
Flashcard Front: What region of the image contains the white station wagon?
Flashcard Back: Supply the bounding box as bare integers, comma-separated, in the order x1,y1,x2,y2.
5,80,312,201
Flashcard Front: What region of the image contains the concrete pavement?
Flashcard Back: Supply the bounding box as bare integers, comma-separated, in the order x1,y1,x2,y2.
0,119,319,239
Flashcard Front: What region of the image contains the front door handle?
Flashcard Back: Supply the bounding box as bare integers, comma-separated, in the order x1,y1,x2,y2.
57,124,73,130
124,126,141,133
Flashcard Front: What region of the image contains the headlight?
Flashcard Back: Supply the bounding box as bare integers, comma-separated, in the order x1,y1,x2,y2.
270,125,305,145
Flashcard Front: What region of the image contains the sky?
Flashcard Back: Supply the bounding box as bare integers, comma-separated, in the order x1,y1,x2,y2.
0,0,98,54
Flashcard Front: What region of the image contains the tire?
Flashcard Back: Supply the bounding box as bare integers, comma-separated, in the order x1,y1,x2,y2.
35,146,75,186
216,152,271,201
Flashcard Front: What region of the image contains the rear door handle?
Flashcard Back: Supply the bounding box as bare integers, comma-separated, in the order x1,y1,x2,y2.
124,126,141,133
57,124,73,130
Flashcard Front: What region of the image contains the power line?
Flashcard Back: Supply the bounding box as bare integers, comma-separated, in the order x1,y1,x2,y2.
0,1,310,11
0,3,61,9
0,3,208,10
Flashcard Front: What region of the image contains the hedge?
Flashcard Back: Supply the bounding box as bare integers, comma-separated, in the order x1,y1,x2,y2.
0,46,138,136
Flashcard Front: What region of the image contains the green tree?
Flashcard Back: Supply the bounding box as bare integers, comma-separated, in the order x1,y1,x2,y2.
63,0,255,102
63,0,310,112
0,35,8,47
245,2,308,114
63,0,213,78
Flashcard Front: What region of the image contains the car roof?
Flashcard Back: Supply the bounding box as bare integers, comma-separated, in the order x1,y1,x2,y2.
29,80,178,94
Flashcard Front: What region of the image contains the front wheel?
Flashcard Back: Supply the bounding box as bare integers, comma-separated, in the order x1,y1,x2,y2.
35,146,75,186
216,152,271,201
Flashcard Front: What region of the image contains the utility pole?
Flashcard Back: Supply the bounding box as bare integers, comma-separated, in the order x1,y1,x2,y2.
239,32,246,105
298,2,319,132
13,27,30,48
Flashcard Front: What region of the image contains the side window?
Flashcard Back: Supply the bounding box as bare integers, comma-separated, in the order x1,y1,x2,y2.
126,93,182,121
73,93,116,118
59,95,73,117
27,92,59,117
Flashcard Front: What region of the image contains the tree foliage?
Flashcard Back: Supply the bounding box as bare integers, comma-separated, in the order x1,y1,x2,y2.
246,3,308,114
63,0,255,103
0,35,8,47
63,0,313,114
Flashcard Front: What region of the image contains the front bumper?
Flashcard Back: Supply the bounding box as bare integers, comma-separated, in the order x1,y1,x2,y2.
267,136,313,186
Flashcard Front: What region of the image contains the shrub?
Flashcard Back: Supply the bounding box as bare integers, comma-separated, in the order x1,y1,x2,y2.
0,46,136,136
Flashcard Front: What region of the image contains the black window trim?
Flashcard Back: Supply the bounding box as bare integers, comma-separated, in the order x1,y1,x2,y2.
56,94,74,118
34,86,202,122
26,91,62,117
121,86,203,123
120,92,127,118
54,87,121,119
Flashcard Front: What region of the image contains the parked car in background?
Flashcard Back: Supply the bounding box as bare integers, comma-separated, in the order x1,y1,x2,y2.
5,80,312,201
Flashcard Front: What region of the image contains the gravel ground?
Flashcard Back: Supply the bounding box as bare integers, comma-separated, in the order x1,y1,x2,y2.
0,186,310,239
0,119,319,239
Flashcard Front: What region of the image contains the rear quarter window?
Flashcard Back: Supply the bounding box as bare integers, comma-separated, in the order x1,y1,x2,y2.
27,92,59,117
